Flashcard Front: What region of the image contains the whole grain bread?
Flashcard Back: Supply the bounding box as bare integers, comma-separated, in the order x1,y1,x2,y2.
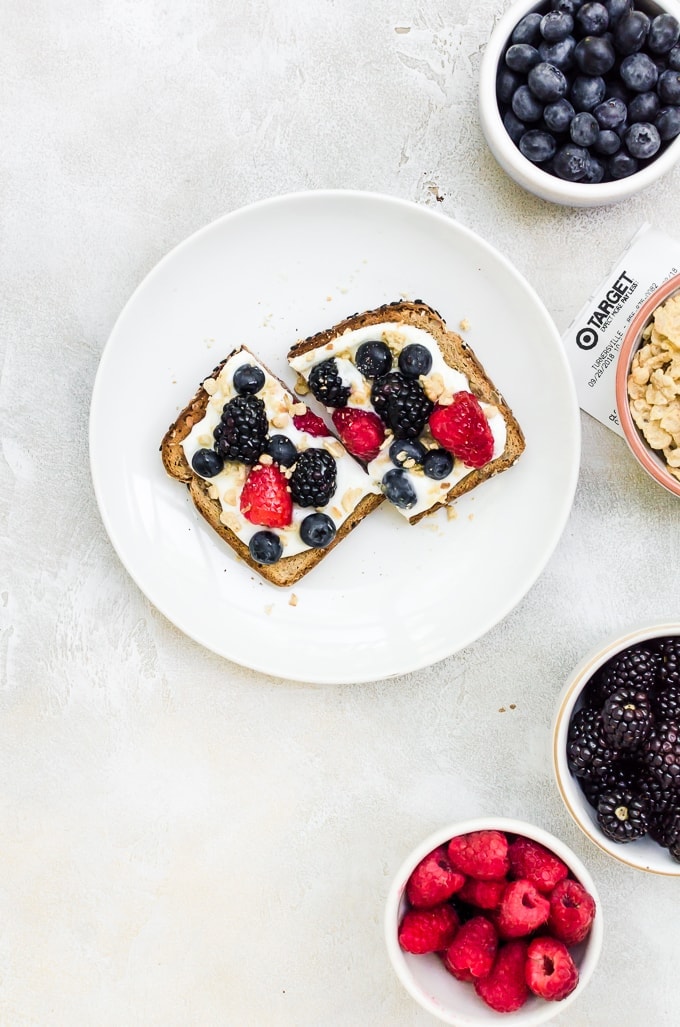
161,347,384,587
288,300,526,524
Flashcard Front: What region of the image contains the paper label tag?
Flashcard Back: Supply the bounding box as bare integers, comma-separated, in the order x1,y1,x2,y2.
562,224,680,438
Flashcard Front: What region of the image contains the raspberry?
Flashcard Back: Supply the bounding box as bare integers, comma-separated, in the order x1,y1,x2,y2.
474,940,529,1013
405,846,465,909
447,830,510,881
525,937,579,1002
397,904,459,955
443,916,498,981
292,409,331,437
507,836,569,894
457,877,506,910
331,407,385,462
496,879,550,939
429,391,494,468
548,878,596,945
239,464,292,528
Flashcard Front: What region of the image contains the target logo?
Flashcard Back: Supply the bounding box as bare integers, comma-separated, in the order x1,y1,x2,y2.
576,327,599,350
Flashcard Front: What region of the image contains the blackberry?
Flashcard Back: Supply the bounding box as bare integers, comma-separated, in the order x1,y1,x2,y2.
566,706,618,779
579,759,639,809
648,801,680,848
652,681,680,723
594,644,661,705
658,637,680,688
637,770,673,816
289,449,337,508
371,372,433,439
597,789,649,843
601,687,653,751
213,395,268,464
308,359,350,408
643,720,680,793
670,836,680,863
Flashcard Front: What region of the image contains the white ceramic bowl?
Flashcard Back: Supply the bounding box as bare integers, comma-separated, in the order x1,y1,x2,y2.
384,817,603,1025
615,274,680,497
479,0,680,206
553,622,680,875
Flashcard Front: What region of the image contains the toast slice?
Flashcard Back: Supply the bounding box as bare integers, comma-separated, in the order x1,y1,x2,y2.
288,300,525,524
161,346,383,586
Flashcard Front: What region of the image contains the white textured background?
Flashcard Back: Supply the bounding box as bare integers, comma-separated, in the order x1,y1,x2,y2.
2,1,680,1024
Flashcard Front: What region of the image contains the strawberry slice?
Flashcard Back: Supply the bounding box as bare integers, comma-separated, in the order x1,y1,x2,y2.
429,391,494,468
292,410,331,437
240,464,292,528
331,407,385,462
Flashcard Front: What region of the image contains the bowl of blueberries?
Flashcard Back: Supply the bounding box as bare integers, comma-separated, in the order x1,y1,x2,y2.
479,0,680,205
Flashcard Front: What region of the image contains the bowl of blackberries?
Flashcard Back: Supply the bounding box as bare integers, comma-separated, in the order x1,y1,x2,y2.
553,623,680,874
479,0,680,205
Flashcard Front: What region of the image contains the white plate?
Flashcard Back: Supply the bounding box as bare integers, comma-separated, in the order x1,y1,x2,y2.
90,191,580,684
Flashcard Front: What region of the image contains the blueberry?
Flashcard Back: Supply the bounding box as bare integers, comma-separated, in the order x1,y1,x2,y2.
528,61,569,101
266,434,298,467
608,149,639,177
503,109,528,144
249,530,283,565
613,11,650,55
512,12,543,45
577,3,609,35
381,468,417,510
512,84,544,121
497,65,522,105
539,36,577,70
658,69,680,105
505,43,542,74
423,449,454,480
669,45,680,71
593,96,627,128
553,142,590,179
582,155,606,181
648,14,680,55
571,74,606,110
541,11,574,42
398,343,432,378
233,363,265,395
542,97,574,132
191,448,225,478
603,0,632,28
624,121,661,158
620,52,658,92
574,35,616,76
570,111,600,145
593,128,621,153
656,105,680,140
628,91,659,123
354,340,392,379
389,438,426,467
551,0,585,13
520,128,558,161
299,512,337,549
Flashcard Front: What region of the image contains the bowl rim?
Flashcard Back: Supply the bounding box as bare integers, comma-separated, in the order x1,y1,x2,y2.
614,273,680,498
552,622,680,876
384,816,603,1025
479,0,680,206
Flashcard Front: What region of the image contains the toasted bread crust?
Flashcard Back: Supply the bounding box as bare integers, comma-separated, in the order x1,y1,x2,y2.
288,300,526,524
160,348,383,587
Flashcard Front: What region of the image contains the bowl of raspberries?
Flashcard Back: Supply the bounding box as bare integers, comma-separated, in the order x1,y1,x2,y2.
384,818,602,1024
479,0,680,205
553,623,680,874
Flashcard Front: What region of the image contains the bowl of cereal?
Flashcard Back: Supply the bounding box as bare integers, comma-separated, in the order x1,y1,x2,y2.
616,273,680,496
479,0,680,206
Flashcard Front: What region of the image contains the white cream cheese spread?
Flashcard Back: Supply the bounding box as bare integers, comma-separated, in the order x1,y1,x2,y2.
289,322,507,519
182,349,381,557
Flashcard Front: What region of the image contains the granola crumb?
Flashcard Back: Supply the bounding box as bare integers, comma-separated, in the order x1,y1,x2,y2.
460,318,470,331
289,593,298,607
